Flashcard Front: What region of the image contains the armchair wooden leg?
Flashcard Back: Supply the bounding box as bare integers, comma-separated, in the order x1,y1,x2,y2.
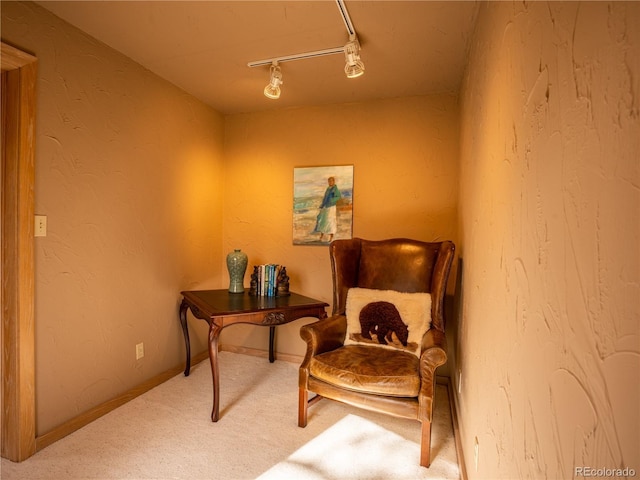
298,388,308,427
420,420,432,467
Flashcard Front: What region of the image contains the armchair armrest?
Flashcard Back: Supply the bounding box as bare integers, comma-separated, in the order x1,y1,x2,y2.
299,315,347,390
300,314,347,359
419,328,448,376
418,328,447,420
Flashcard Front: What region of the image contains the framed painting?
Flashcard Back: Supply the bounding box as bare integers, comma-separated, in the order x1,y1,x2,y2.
293,165,353,245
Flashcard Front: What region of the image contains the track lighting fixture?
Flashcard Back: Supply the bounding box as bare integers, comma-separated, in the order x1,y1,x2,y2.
249,0,364,99
263,62,283,99
343,36,364,78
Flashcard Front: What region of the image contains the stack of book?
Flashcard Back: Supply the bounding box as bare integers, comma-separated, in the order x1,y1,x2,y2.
251,264,283,297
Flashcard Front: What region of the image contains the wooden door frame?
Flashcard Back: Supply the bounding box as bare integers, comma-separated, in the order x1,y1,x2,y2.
1,41,37,462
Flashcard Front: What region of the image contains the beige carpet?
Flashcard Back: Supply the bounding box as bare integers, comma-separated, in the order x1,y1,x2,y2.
1,352,460,479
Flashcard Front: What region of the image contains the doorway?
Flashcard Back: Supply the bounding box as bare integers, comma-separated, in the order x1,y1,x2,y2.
1,41,37,462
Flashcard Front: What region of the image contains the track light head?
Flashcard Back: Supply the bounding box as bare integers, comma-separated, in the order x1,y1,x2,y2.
344,37,364,79
264,62,283,99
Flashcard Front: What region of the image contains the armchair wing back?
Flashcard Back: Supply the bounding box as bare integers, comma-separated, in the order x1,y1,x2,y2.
298,238,455,468
331,238,453,332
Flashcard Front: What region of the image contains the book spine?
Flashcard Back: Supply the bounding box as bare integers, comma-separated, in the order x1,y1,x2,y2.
273,265,279,296
270,264,278,297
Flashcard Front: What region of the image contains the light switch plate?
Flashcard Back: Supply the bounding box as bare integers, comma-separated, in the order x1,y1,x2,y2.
35,215,47,237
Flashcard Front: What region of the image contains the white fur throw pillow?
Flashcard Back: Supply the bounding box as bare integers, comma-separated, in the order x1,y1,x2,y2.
344,288,432,357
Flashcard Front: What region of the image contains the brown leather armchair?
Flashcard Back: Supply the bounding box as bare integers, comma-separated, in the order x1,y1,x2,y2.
298,238,455,467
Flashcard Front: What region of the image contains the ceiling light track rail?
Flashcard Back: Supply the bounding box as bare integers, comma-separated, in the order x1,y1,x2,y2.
247,46,346,68
336,0,356,37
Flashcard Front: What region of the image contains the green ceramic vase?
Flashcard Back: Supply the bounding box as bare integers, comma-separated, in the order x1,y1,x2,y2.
226,249,248,293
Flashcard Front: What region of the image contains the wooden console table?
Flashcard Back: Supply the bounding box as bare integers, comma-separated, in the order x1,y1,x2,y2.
179,289,328,421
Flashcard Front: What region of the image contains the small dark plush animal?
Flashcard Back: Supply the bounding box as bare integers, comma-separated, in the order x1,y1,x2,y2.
359,301,409,346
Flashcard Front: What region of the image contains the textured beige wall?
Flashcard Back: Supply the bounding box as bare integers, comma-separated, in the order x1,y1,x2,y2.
456,2,639,478
221,97,459,357
2,2,225,435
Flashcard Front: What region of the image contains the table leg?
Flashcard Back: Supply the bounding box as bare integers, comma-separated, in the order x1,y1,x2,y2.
269,326,276,363
209,320,223,422
179,300,191,376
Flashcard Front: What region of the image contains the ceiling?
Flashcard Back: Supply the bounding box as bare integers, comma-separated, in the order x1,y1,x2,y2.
36,1,479,115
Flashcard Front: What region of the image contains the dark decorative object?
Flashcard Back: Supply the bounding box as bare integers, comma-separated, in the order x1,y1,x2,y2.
359,301,409,346
249,266,259,296
276,266,290,296
226,249,248,293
